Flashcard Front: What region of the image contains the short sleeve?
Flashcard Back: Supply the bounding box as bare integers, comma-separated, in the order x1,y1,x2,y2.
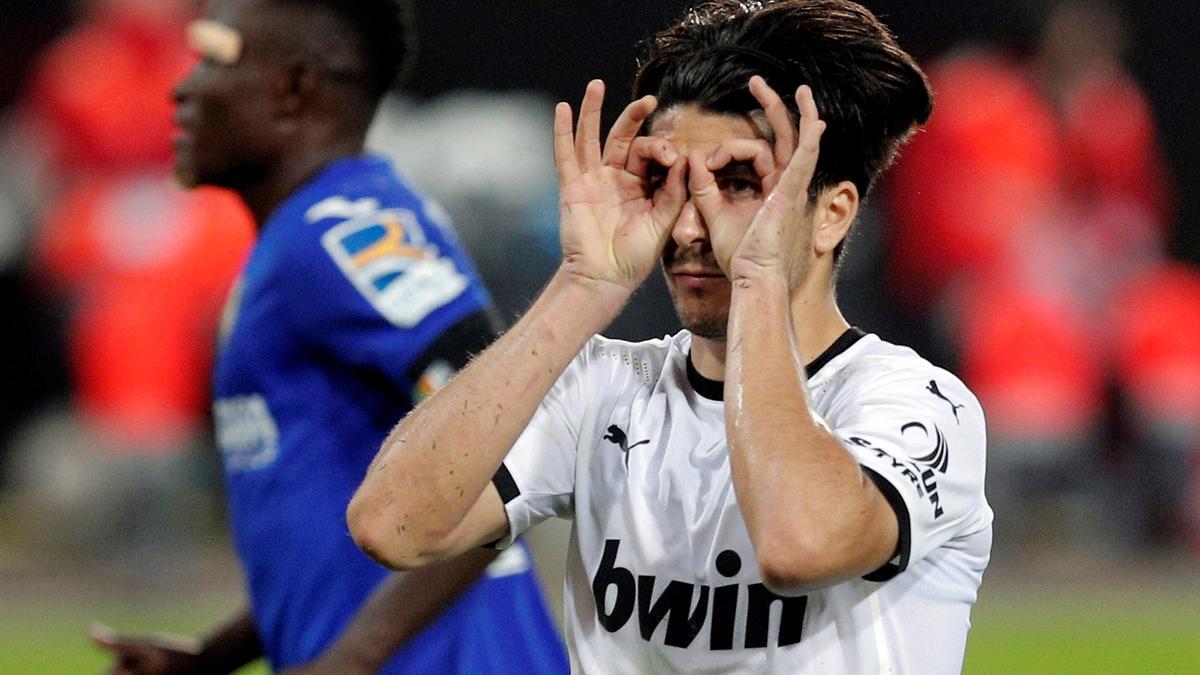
830,369,990,581
283,193,492,394
489,347,591,549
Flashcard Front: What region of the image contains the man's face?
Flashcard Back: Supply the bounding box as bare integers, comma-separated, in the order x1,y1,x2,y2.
171,0,286,188
651,105,808,339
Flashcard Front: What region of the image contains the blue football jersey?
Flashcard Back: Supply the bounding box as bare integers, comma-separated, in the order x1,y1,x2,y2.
212,155,566,673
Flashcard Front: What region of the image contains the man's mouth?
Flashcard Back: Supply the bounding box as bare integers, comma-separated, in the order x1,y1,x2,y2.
172,109,196,139
670,266,727,289
671,267,724,277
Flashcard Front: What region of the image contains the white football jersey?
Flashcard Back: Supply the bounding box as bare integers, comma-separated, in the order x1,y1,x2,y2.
493,329,992,674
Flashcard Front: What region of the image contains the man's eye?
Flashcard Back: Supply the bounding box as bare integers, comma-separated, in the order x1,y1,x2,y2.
645,170,668,193
719,177,761,198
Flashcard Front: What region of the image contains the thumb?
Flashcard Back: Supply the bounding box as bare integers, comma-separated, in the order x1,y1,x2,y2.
89,624,145,675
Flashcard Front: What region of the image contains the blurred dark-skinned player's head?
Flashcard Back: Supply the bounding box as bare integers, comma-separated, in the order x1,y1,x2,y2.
172,0,413,191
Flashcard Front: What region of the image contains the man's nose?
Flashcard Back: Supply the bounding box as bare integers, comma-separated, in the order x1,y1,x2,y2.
670,199,709,248
171,64,200,104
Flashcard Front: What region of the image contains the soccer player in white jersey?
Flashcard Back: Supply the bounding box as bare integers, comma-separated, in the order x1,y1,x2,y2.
349,1,992,672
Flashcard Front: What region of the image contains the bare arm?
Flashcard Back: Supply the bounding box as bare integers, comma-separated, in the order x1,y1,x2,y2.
280,549,500,674
347,81,687,569
348,268,623,569
700,80,898,595
724,275,896,595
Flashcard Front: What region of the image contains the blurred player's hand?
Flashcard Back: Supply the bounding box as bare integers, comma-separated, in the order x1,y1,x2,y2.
690,78,826,287
88,623,207,675
555,80,687,296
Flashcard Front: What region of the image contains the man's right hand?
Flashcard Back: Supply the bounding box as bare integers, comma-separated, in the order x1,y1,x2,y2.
554,80,687,295
89,623,208,675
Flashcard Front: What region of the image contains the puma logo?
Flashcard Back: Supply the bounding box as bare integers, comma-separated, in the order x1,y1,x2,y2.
603,425,650,468
926,380,964,422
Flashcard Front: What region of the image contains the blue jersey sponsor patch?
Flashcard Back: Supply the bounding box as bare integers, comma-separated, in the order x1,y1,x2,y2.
310,196,469,328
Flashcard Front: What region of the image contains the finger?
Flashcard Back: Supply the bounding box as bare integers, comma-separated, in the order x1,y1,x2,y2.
625,137,678,178
748,75,796,168
772,85,826,203
553,101,581,186
687,149,722,216
651,151,689,227
602,95,658,168
574,80,605,172
795,83,823,134
706,139,776,181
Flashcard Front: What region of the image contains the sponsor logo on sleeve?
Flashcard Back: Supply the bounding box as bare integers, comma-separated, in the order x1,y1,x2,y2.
902,421,950,474
849,422,949,519
310,196,469,328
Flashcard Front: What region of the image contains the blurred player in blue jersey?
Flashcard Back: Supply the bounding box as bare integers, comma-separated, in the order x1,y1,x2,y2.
88,0,567,673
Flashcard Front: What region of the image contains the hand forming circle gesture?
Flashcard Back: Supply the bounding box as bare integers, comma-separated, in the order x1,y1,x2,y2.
555,80,688,294
687,76,827,286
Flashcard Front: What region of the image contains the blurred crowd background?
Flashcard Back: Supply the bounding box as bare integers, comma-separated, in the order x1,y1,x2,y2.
1,0,1199,670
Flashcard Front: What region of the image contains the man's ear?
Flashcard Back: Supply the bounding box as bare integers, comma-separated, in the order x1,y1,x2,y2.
812,180,859,256
273,59,318,119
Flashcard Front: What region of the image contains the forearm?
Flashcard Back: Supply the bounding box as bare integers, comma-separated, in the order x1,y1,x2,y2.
318,549,499,672
725,274,893,591
199,608,262,673
349,267,627,567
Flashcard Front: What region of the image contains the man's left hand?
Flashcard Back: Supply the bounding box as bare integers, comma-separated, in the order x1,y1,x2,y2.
691,76,826,287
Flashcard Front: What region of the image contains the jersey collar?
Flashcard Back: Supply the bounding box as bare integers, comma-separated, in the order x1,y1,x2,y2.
685,327,867,402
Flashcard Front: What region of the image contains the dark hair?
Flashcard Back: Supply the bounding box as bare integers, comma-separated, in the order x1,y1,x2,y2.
634,0,932,208
277,0,415,102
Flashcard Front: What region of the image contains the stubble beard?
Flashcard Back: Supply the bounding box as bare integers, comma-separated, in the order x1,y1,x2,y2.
665,275,730,340
662,245,730,340
674,298,728,339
